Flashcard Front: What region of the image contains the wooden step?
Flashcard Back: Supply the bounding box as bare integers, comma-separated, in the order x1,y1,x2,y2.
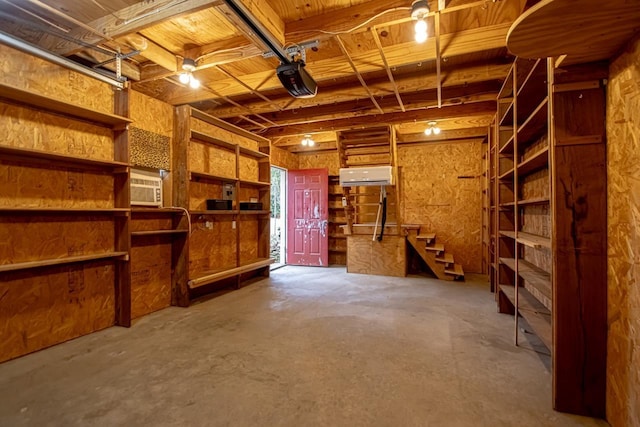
435,253,454,265
444,263,464,278
416,233,436,243
425,243,444,254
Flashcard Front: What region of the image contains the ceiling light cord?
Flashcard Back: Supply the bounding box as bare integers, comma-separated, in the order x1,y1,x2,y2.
287,7,411,36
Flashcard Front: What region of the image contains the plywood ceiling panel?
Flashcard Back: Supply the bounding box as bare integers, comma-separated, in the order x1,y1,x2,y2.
270,0,376,22
140,8,241,53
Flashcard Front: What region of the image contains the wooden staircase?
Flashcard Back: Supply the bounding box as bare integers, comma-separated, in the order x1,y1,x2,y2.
403,225,465,281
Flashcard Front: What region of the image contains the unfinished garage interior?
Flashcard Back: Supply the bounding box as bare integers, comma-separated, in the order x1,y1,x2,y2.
0,0,639,425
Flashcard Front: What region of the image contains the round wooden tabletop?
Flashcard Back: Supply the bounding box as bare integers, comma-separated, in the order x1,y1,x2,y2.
506,0,640,63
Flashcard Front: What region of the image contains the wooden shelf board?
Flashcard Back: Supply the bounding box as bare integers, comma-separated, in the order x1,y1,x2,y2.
499,201,516,207
0,207,129,214
499,285,552,348
131,207,186,214
0,145,129,171
238,210,270,215
0,251,128,273
190,130,237,151
131,230,188,237
498,101,514,126
499,135,515,154
0,82,131,127
329,248,347,253
499,230,516,239
188,257,273,288
190,210,238,215
518,97,548,146
517,196,549,206
238,179,270,187
516,232,551,249
498,168,514,180
517,147,549,176
238,146,269,159
499,257,551,302
329,234,347,239
190,171,238,183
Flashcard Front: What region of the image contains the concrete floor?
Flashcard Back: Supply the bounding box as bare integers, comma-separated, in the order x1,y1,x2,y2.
0,266,608,427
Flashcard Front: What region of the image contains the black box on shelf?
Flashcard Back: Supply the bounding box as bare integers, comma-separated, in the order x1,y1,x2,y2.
239,202,263,211
206,199,232,210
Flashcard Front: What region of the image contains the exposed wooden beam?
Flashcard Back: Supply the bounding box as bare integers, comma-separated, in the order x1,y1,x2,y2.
214,0,284,53
117,35,178,72
261,101,496,138
371,27,404,112
205,62,510,117
215,65,279,109
243,81,500,129
335,35,384,114
397,137,486,147
165,23,512,102
289,141,338,153
435,11,442,108
273,132,338,147
40,0,223,54
284,0,411,44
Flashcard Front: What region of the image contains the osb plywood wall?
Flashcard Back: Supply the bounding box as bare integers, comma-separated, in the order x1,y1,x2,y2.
271,145,299,170
399,141,484,273
0,44,113,113
606,35,640,427
298,152,340,175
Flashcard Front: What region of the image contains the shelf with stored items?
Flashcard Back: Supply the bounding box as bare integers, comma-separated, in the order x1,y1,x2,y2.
0,78,132,364
172,106,272,305
489,57,608,416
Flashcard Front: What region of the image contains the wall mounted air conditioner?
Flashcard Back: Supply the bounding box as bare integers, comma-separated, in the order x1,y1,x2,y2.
339,166,393,187
130,168,163,207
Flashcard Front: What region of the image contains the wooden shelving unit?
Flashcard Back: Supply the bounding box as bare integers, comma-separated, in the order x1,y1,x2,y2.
488,58,607,416
0,82,132,363
172,106,272,305
328,175,347,265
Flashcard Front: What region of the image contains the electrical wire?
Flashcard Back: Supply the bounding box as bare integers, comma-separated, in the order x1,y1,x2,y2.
171,206,192,235
287,7,411,36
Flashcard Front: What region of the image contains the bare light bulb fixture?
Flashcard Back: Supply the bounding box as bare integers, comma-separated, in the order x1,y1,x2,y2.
301,134,315,147
424,121,441,136
179,58,200,89
411,0,430,43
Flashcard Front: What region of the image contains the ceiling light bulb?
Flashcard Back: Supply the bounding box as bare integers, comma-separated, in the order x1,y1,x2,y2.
433,126,441,135
424,127,432,136
189,76,201,89
415,19,427,34
179,73,190,84
308,139,315,147
301,139,308,146
415,31,428,43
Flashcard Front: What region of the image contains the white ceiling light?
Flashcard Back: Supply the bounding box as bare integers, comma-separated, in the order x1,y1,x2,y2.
425,121,441,136
301,134,315,147
411,0,430,44
179,58,200,89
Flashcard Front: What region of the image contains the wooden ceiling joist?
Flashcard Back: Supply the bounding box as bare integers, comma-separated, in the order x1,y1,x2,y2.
164,23,512,103
335,35,384,115
215,64,280,109
39,0,224,54
240,81,500,130
204,62,511,117
261,101,496,138
371,27,405,112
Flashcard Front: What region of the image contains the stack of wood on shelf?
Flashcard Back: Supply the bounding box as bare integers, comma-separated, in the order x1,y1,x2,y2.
0,82,132,363
403,225,464,280
328,175,347,265
489,57,607,417
172,106,272,305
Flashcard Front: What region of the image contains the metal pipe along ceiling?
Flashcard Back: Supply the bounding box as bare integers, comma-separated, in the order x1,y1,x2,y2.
0,30,125,89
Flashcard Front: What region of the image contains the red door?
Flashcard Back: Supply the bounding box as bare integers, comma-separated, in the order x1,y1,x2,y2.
287,168,328,266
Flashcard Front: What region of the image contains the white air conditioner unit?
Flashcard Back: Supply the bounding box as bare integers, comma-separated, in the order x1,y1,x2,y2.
130,168,163,207
339,166,393,187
